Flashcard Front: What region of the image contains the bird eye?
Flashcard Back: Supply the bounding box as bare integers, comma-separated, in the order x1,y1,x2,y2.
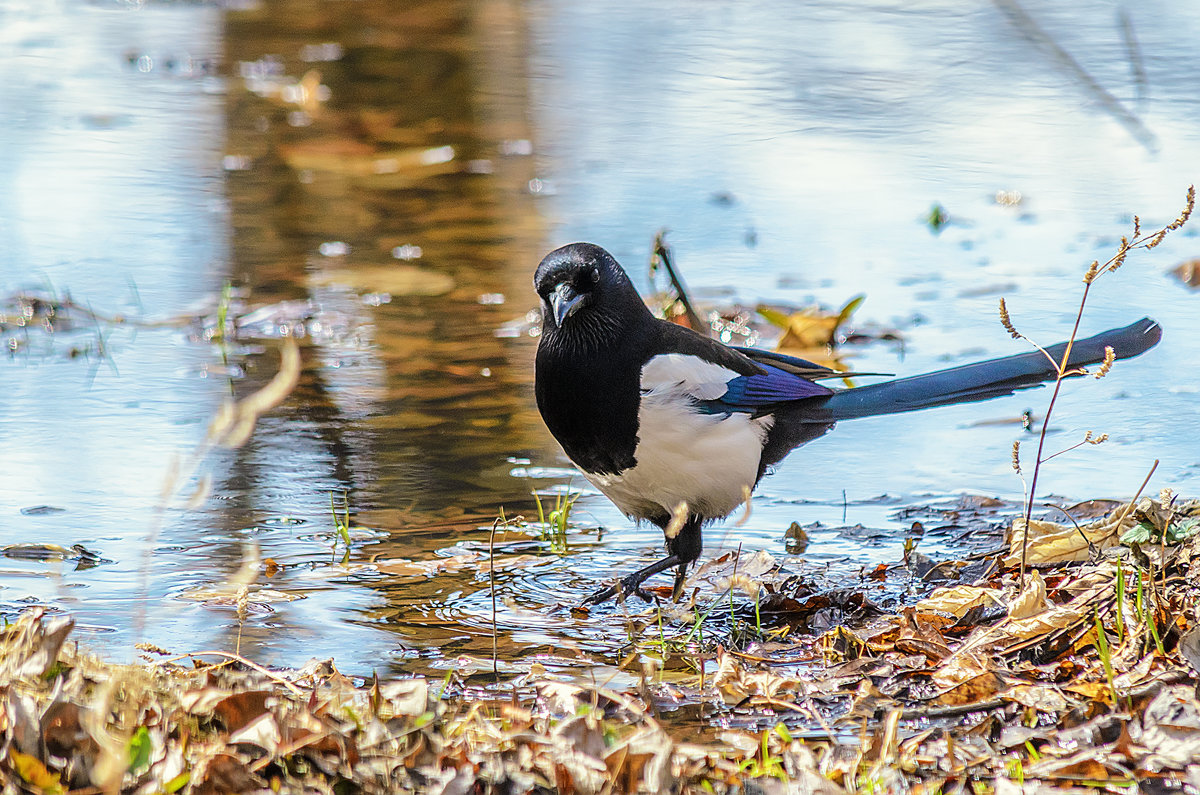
590,268,600,283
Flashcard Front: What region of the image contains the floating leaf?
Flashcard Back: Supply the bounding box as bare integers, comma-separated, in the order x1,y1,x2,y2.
1170,258,1200,289
758,294,864,352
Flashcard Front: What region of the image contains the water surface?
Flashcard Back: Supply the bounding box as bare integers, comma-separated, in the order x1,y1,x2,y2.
1,0,1197,682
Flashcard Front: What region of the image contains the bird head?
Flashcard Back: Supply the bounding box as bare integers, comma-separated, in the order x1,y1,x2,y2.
534,243,647,334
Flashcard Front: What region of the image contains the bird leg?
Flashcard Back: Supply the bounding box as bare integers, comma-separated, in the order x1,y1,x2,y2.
579,516,704,607
580,553,683,605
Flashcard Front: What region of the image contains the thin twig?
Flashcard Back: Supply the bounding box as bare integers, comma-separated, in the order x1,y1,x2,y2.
1114,459,1159,530
490,517,500,684
1020,279,1094,581
650,230,706,334
900,697,1007,721
150,650,307,697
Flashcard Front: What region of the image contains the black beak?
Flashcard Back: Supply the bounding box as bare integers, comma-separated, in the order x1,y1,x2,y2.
549,282,585,327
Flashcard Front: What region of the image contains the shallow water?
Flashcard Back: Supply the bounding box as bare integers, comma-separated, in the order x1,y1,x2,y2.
0,0,1197,681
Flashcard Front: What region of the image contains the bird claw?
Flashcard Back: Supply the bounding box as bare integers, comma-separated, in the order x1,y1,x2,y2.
580,574,657,607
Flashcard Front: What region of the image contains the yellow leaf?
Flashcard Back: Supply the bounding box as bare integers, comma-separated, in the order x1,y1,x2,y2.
758,294,864,350
1064,681,1114,704
9,749,64,794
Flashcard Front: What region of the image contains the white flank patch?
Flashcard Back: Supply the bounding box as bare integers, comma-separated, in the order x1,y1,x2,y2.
584,354,772,521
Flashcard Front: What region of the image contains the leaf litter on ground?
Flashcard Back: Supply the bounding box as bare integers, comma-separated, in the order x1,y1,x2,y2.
5,495,1200,793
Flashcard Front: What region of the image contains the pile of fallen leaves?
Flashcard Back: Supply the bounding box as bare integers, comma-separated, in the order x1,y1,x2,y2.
3,495,1200,794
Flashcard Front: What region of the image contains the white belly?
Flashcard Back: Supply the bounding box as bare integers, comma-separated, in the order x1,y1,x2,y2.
584,356,772,521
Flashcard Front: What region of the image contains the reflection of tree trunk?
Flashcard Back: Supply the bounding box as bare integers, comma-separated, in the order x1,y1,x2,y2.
220,0,557,532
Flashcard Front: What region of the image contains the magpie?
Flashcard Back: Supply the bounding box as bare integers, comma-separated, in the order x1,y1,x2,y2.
533,242,1162,606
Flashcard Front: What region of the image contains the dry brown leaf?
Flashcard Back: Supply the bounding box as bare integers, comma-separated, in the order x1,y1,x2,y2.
192,752,264,795
930,650,993,691
7,748,63,793
914,585,1004,618
379,679,428,717
213,691,274,734
1026,749,1117,781
712,648,804,702
228,713,283,755
759,295,863,351
1003,684,1071,713
1063,681,1113,703
1138,685,1200,770
1006,507,1134,566
1007,570,1050,619
180,687,235,716
931,672,1007,706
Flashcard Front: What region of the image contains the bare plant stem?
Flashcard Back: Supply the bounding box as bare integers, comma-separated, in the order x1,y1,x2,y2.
1016,186,1193,582
1020,281,1092,580
490,517,499,683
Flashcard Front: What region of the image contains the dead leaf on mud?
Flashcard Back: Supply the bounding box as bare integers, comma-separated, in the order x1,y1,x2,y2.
1006,506,1134,565
914,584,1004,618
930,671,1007,706
1137,685,1200,769
1006,569,1050,619
1003,684,1071,713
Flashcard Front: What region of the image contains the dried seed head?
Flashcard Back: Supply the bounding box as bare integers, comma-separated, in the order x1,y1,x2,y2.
1011,440,1021,474
1083,430,1108,445
1133,215,1141,237
1109,237,1130,271
1094,345,1115,379
999,298,1019,339
1167,185,1195,231
1083,260,1100,284
1146,229,1168,249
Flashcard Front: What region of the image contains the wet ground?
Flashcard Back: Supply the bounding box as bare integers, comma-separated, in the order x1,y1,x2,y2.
1,0,1197,684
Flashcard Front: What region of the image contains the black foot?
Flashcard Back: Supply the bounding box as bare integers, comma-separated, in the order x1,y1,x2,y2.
579,553,684,607
580,573,660,606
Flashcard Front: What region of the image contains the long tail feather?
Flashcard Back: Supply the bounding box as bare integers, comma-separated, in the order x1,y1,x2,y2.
811,317,1161,422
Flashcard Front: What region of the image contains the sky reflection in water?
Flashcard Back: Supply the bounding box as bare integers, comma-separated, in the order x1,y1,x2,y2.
0,0,1197,676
